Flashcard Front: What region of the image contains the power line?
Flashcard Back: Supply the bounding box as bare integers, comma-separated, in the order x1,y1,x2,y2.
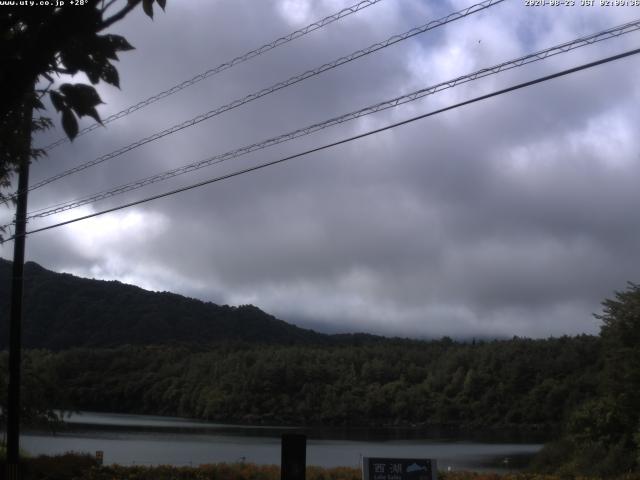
20,0,503,198
23,18,640,221
10,46,639,241
40,0,386,151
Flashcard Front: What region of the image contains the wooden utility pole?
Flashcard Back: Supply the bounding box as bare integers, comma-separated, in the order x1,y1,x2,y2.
6,90,33,480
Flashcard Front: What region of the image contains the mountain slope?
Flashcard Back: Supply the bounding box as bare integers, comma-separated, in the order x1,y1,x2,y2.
0,259,326,349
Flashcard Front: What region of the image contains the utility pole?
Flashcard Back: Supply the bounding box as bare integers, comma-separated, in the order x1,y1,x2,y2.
6,89,33,480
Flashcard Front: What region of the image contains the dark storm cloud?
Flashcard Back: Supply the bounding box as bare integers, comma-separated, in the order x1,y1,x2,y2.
3,0,640,338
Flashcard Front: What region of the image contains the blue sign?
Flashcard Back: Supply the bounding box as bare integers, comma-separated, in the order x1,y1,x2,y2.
362,457,437,480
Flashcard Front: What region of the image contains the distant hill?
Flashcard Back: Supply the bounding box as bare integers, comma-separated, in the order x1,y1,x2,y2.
0,259,329,349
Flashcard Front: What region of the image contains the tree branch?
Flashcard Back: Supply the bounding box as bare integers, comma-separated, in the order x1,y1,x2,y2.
35,79,54,100
100,0,119,15
99,0,141,31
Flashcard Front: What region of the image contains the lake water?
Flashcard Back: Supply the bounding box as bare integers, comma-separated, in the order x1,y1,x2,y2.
20,412,542,472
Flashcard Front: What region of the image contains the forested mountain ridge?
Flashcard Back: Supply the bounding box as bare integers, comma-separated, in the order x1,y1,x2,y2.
0,259,328,349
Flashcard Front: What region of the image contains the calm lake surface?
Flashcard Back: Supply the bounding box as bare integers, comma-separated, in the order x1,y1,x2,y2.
21,412,543,472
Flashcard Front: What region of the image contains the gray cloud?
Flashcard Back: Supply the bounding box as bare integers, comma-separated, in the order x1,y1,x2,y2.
3,0,640,339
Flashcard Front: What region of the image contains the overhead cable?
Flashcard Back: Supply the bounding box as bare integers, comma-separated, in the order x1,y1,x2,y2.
9,46,640,241
40,0,387,151
22,0,503,198
24,18,640,220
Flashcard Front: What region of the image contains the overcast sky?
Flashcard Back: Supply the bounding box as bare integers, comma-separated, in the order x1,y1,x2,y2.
2,0,639,339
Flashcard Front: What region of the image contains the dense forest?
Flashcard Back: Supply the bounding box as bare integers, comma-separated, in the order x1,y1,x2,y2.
0,260,638,475
0,335,601,429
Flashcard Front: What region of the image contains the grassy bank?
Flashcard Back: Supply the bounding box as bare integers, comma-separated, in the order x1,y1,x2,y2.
3,454,640,480
74,468,640,480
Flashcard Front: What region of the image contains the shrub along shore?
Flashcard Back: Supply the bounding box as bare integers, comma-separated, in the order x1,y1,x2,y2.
2,453,640,480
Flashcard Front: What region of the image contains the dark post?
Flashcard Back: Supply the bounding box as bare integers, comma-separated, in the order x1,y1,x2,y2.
281,433,306,480
6,91,33,480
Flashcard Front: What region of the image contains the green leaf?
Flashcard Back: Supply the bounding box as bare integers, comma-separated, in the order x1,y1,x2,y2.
87,71,100,84
33,116,53,132
100,64,120,88
59,84,103,123
33,97,45,110
156,0,166,10
104,34,134,52
60,84,103,109
96,36,119,60
50,91,66,112
142,0,153,18
59,49,81,75
30,147,47,160
85,107,102,125
59,38,87,75
61,108,78,140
